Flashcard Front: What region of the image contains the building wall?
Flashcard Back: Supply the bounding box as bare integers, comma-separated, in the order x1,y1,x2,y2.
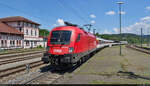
0,33,23,49
6,21,41,49
24,27,39,38
37,37,47,48
23,26,40,48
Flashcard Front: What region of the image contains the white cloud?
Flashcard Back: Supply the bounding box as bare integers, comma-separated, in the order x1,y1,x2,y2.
146,6,150,10
90,14,96,18
103,29,112,34
113,28,119,34
109,16,150,35
120,11,126,15
90,20,96,24
118,11,126,15
117,17,150,35
57,19,65,26
105,11,115,15
140,16,150,22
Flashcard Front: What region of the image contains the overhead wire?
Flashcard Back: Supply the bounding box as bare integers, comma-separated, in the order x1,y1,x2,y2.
0,1,53,28
58,0,101,33
0,0,101,33
56,0,89,24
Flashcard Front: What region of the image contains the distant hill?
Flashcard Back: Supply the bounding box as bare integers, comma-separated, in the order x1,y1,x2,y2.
39,29,50,37
95,33,150,44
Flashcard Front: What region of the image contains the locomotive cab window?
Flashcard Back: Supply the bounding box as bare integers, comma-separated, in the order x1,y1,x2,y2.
76,34,80,42
50,30,72,44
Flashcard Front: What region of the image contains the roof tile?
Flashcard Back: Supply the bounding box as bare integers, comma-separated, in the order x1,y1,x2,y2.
0,16,40,25
0,22,23,35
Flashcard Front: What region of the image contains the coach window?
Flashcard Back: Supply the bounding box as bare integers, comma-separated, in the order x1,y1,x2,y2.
76,34,80,42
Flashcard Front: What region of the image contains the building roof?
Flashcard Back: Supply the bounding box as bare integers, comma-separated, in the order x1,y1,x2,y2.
0,16,40,25
0,22,23,35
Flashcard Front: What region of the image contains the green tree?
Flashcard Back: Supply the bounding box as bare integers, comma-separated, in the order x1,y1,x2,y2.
39,29,50,37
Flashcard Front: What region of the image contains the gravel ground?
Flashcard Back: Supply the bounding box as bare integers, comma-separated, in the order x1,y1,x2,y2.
55,45,150,84
0,63,47,84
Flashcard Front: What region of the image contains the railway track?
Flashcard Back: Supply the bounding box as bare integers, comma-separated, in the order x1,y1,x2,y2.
0,50,45,59
0,53,42,65
23,71,63,84
0,49,45,55
0,60,44,78
0,61,63,84
126,45,150,54
0,49,46,83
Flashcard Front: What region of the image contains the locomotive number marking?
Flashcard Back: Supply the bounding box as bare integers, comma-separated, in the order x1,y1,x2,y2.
53,49,62,53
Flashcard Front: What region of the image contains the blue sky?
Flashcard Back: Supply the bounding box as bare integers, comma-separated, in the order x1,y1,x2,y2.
0,0,150,34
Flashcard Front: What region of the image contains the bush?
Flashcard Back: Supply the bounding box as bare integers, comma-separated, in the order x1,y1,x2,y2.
36,45,43,48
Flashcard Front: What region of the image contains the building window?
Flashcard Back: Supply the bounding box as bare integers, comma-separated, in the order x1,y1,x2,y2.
13,41,15,46
18,21,20,26
34,41,37,46
35,30,36,36
16,40,18,46
29,23,32,27
26,41,29,46
7,35,8,39
24,22,27,27
33,24,36,28
5,40,7,47
10,40,12,46
31,24,33,27
22,22,24,27
26,23,29,27
1,40,4,47
19,28,22,32
26,29,28,35
31,30,33,36
19,40,21,46
35,25,38,28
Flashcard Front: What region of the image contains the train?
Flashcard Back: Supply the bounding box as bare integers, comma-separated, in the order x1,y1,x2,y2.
42,22,99,69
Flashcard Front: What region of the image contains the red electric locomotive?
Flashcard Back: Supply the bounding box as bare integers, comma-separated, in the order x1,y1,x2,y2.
42,22,98,69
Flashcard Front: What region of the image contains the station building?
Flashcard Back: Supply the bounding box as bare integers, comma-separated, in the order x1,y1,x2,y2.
0,21,24,49
0,16,47,49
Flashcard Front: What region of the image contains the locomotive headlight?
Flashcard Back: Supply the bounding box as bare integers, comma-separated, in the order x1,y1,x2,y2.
68,47,73,53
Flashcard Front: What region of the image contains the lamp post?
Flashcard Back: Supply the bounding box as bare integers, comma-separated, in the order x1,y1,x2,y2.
117,1,124,56
141,28,143,48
